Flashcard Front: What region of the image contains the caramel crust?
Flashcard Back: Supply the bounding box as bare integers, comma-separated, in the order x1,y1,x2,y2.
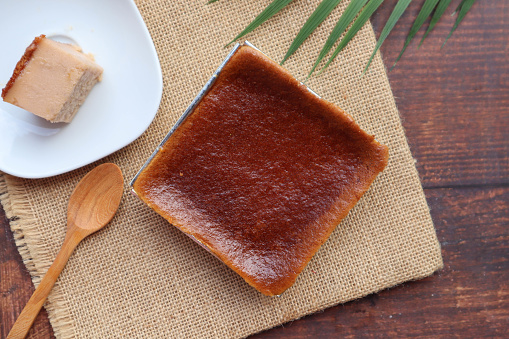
1,34,45,99
133,46,389,296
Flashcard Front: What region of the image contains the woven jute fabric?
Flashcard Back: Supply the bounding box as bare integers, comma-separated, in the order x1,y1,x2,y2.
0,0,443,338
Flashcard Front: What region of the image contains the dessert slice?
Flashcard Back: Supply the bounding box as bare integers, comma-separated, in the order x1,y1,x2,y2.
2,35,103,123
132,45,389,296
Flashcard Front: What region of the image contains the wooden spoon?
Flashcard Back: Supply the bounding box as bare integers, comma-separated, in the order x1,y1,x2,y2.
7,163,124,339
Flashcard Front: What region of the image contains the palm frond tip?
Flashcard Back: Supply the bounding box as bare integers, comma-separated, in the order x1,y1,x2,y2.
212,0,477,75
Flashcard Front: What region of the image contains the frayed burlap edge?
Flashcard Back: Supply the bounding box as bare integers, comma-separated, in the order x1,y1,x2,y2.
0,173,76,339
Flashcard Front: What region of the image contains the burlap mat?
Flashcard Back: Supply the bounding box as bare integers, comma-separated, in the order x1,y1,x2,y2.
0,0,443,338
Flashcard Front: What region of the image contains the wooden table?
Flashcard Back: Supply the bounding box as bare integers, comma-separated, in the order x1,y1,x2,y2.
1,1,507,338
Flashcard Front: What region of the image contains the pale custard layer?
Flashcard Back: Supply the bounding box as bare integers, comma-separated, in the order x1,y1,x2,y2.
2,35,103,123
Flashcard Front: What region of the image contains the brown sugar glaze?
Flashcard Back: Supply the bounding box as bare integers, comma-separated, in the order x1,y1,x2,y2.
1,35,45,99
133,46,389,296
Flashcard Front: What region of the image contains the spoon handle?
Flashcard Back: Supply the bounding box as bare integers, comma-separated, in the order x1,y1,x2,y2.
7,231,83,339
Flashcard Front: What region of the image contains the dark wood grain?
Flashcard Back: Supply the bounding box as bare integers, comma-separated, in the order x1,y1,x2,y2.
252,187,509,338
0,203,54,339
1,0,508,338
376,0,509,188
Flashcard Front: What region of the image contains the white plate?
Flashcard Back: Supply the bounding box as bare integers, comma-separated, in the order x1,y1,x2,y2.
0,0,162,178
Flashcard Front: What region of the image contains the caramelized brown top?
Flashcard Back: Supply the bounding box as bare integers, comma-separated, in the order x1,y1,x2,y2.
134,46,389,296
2,35,45,99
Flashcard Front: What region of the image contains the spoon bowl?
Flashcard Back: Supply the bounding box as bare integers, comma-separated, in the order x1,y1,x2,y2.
7,163,124,339
67,163,124,232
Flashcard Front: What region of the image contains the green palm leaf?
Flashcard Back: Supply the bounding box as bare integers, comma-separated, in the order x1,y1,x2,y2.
318,0,384,75
226,0,294,47
281,0,343,65
211,0,478,75
419,0,453,48
392,0,440,69
363,0,413,74
442,0,476,47
307,0,369,78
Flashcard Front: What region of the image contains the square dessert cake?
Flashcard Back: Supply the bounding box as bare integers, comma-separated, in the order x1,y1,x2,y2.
2,35,103,123
132,44,389,296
